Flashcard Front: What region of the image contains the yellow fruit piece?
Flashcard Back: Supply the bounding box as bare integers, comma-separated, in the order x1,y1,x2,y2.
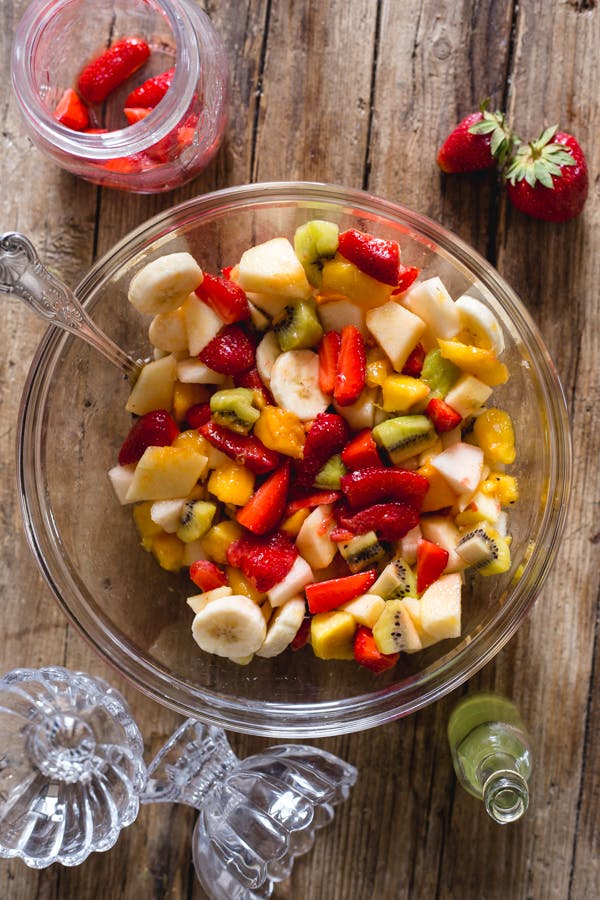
473,408,516,465
481,472,520,506
150,532,185,572
418,438,444,465
173,429,211,456
125,446,208,502
132,501,163,550
437,339,509,387
208,462,255,506
253,406,306,459
310,611,357,660
226,566,266,604
417,461,457,512
320,255,394,309
172,382,209,423
381,374,430,413
201,520,244,564
366,348,392,388
280,508,311,537
260,599,273,625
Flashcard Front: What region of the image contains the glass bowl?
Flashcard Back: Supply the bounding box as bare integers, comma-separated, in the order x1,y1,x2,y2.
16,182,571,737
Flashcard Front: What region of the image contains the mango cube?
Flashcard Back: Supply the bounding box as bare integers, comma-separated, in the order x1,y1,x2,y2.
254,406,306,458
321,255,393,309
473,407,516,465
310,611,357,660
133,501,163,550
172,381,209,423
201,520,244,564
208,462,255,505
226,566,266,604
382,374,430,413
150,532,185,572
438,339,509,387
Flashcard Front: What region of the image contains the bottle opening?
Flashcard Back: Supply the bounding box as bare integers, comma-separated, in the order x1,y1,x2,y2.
483,770,529,824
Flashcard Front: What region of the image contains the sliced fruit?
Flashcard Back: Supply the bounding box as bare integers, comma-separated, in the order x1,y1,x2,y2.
226,566,266,604
473,407,516,465
236,461,290,535
207,461,255,506
443,373,493,418
290,617,311,650
285,490,342,517
340,593,386,628
294,219,340,287
455,523,511,575
210,387,260,434
182,293,225,356
426,397,462,433
199,324,255,375
310,611,357,660
187,586,233,615
233,366,273,408
237,237,311,299
454,490,501,527
314,454,347,490
118,409,179,465
54,88,89,131
267,555,314,607
128,253,203,316
372,414,437,465
199,520,242,565
401,342,426,377
419,573,462,640
176,358,227,385
274,300,323,351
253,405,306,459
334,388,378,431
455,294,505,355
340,465,429,510
318,330,341,393
125,354,177,416
195,272,250,324
339,531,386,573
318,299,368,338
480,472,519,506
372,599,422,654
125,67,175,109
280,507,311,538
437,339,509,386
191,594,267,657
176,500,216,542
294,412,349,489
419,515,465,572
255,330,281,386
366,347,393,387
269,349,329,420
401,277,460,339
382,374,430,413
256,596,307,657
335,501,420,542
125,445,207,502
150,532,185,572
416,538,449,594
417,460,458,512
173,383,209,423
108,463,136,504
227,532,297,592
320,255,394,309
353,626,399,673
370,558,417,600
420,348,460,398
306,570,378,613
397,598,438,649
189,560,228,592
200,422,281,474
150,498,186,533
365,300,426,371
430,441,484,494
78,36,150,104
334,325,366,407
397,524,422,566
341,429,381,470
337,229,400,285
296,504,337,570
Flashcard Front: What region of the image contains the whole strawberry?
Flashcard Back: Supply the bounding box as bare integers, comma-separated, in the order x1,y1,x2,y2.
437,100,514,173
505,126,589,222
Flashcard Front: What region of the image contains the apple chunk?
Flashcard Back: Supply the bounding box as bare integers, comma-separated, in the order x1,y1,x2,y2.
126,446,208,502
366,300,426,371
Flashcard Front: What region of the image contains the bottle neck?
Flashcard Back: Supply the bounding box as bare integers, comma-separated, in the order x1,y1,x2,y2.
483,768,529,824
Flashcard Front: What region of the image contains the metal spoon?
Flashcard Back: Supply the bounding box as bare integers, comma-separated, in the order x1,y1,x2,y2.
0,232,142,381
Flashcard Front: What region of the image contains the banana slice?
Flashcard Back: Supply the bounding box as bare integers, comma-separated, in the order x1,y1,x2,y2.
269,349,329,421
455,294,505,355
255,330,281,386
129,253,204,315
256,596,306,658
191,594,266,658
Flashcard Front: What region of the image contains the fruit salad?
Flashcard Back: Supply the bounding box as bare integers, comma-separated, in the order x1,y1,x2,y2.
108,221,519,673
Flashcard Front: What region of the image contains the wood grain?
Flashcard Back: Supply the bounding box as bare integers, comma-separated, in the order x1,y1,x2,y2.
1,1,599,898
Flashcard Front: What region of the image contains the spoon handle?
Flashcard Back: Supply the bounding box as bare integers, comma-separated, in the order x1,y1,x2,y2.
0,232,142,381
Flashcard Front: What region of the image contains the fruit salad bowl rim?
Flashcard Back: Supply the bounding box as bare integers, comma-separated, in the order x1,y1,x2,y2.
17,181,572,737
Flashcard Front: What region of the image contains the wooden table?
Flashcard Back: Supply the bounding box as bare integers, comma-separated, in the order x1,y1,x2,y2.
1,1,598,897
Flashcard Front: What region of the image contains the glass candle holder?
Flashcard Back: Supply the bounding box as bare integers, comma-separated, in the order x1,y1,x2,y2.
11,0,229,193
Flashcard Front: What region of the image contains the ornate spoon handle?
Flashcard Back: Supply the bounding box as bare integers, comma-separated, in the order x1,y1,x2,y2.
0,232,142,381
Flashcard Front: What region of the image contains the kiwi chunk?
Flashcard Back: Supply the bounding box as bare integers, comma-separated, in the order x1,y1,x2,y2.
372,415,437,464
273,300,324,352
371,558,417,599
294,220,340,287
421,349,460,398
340,531,386,573
176,500,217,543
455,523,511,575
210,387,260,434
314,453,347,489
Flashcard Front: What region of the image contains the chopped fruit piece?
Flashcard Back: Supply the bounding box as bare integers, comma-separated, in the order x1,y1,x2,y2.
419,573,462,639
306,570,378,614
185,402,212,429
416,539,450,594
226,566,266,604
473,408,516,465
340,466,429,510
320,255,394,309
234,366,273,408
366,300,426,371
236,461,291,534
183,292,224,356
310,611,357,660
253,406,306,459
337,229,400,286
430,442,484,495
294,220,340,287
318,299,367,337
314,454,347,490
267,555,314,607
78,37,151,104
189,560,228,592
372,599,422,654
199,324,255,375
237,237,311,299
370,558,417,600
125,67,175,108
455,294,505,355
274,300,323,352
294,412,350,489
191,594,267,658
269,349,330,421
318,331,341,393
340,593,386,628
455,524,511,575
207,461,255,506
173,383,208,423
335,501,420,541
454,490,501,528
443,373,493,419
195,272,251,324
285,490,342,517
372,414,437,465
129,253,203,316
125,445,207,503
365,347,392,387
354,626,399,673
417,461,458,512
199,422,281,474
290,616,311,650
126,354,177,416
426,397,463,433
382,374,430,413
133,501,163,549
401,342,426,377
334,325,366,407
210,387,260,434
176,500,216,542
256,596,307,658
481,473,519,506
339,531,386,573
395,265,420,294
118,409,179,465
437,339,509,386
341,429,381,470
280,508,311,537
53,89,89,131
151,532,185,572
420,348,460,398
334,387,378,431
201,520,244,565
187,586,232,615
401,277,460,340
124,107,151,124
227,532,297,592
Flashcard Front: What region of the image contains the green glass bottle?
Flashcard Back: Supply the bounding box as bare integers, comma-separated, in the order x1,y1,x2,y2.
447,692,532,824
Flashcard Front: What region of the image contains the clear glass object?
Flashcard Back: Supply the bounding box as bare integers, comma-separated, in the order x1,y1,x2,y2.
447,692,532,824
0,666,357,895
11,0,229,193
11,183,571,737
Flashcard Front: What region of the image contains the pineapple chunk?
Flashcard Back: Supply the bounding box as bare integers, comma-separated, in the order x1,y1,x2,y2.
437,339,508,387
237,238,311,299
473,408,516,465
320,256,393,309
310,611,357,660
150,532,185,572
419,573,462,640
253,406,306,458
126,354,177,416
133,501,163,550
201,520,244,564
125,446,208,502
339,593,386,628
207,461,255,506
366,299,426,371
401,277,461,339
381,374,430,413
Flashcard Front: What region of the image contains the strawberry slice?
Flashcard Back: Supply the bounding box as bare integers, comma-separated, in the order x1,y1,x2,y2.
401,342,426,377
341,429,381,470
189,560,228,592
53,89,90,131
354,626,399,673
395,265,420,294
118,409,179,465
333,325,366,407
335,501,420,541
78,37,151,105
290,616,311,651
125,67,175,108
124,107,152,125
236,461,291,534
200,422,281,474
340,466,429,510
416,539,449,594
294,413,349,489
234,366,273,406
329,527,356,543
285,490,342,517
337,228,400,285
305,570,378,614
195,273,251,324
227,532,297,592
185,402,212,429
318,331,341,393
199,324,255,375
426,397,462,433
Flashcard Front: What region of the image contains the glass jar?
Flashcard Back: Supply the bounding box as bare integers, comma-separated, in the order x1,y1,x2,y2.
11,0,229,193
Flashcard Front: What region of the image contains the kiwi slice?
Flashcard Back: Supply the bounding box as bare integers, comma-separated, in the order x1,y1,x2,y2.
314,453,347,489
273,300,324,352
340,531,386,573
210,387,260,434
455,523,511,575
421,349,460,398
176,500,217,543
371,558,417,599
294,220,340,287
372,415,437,464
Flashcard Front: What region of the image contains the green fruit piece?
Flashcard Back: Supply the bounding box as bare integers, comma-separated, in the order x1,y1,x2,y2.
314,453,347,489
339,531,386,573
372,598,422,654
273,300,324,352
210,387,260,434
372,415,437,464
420,348,460,398
455,523,511,575
294,219,340,287
371,557,417,599
176,500,217,543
